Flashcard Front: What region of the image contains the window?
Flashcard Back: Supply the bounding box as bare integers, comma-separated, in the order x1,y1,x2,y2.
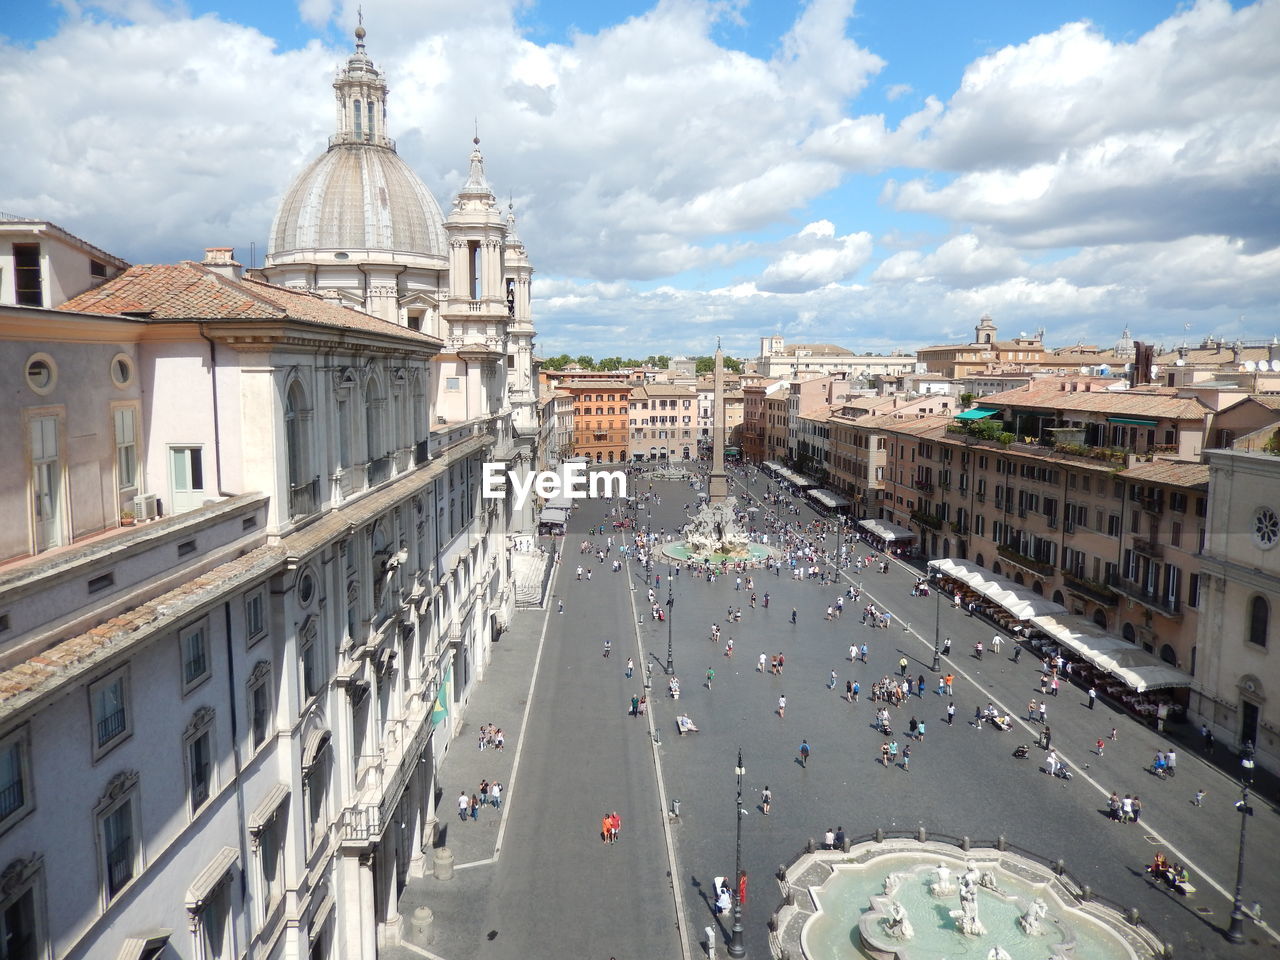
446,378,460,391
285,382,309,493
24,354,56,395
1187,573,1200,609
0,859,41,960
181,623,211,692
30,415,61,552
257,808,285,919
170,446,206,501
0,728,31,829
98,775,140,902
90,670,130,757
185,711,214,814
197,874,231,960
303,750,329,851
248,663,272,749
301,630,323,701
114,407,138,490
1107,513,1122,538
1248,595,1269,648
12,244,42,307
110,353,134,388
244,589,266,645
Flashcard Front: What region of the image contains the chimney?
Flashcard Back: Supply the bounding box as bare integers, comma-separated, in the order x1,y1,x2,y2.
202,247,243,281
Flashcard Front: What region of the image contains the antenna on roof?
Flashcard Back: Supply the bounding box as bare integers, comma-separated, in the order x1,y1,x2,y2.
249,240,256,270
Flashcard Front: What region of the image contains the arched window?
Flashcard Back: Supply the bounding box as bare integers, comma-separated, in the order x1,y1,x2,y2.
991,562,1001,575
353,99,363,139
285,381,309,489
365,375,384,462
975,553,985,567
1052,590,1065,606
1248,595,1269,648
412,372,427,444
1122,623,1136,645
1159,643,1177,665
1031,581,1043,595
1093,609,1108,629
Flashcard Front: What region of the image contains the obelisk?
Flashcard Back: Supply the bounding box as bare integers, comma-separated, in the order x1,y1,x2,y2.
708,340,729,504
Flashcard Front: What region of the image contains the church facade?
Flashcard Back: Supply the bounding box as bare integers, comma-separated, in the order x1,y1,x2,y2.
0,27,537,960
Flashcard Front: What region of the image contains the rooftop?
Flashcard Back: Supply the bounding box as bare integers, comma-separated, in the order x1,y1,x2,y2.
59,261,442,343
1118,460,1210,488
981,378,1207,420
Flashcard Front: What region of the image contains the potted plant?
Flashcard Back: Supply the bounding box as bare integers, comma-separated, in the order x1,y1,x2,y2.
119,508,136,527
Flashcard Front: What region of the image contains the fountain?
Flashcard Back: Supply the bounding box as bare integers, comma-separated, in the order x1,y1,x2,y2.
660,343,777,566
770,839,1166,960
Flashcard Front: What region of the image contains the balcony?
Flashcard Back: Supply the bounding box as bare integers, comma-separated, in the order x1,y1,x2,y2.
1132,537,1163,559
997,544,1055,577
1107,572,1182,618
289,477,320,519
914,479,934,495
366,456,393,487
1063,572,1117,606
910,509,942,531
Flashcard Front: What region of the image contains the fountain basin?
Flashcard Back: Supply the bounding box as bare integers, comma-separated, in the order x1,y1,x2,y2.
772,841,1165,960
662,541,778,564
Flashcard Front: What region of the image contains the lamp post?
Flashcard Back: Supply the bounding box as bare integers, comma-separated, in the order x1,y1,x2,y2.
665,574,675,675
931,581,941,672
728,747,747,958
1226,741,1256,944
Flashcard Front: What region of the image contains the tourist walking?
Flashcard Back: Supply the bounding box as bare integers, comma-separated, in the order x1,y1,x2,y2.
1088,686,1097,709
799,739,811,768
761,786,772,815
626,657,634,679
947,702,956,725
777,695,787,719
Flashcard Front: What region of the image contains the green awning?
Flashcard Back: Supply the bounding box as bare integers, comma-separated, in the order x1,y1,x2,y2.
1107,417,1158,427
956,408,1000,421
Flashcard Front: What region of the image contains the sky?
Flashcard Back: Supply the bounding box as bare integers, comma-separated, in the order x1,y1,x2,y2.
3,0,1279,359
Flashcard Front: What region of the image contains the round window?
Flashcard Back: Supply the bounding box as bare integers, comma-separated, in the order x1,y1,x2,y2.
1254,506,1279,550
110,353,135,388
333,252,350,261
298,569,317,606
25,353,57,395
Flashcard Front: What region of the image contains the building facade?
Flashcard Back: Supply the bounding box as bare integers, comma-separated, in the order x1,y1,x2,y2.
564,380,630,464
0,27,535,960
628,384,696,461
1193,450,1280,773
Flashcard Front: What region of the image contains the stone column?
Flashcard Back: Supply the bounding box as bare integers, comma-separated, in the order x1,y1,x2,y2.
709,344,729,503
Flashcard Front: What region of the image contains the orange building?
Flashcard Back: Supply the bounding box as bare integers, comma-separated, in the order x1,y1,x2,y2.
562,379,631,464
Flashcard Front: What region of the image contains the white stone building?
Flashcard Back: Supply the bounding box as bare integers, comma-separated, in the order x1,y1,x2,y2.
1192,449,1280,774
0,26,536,960
756,335,916,381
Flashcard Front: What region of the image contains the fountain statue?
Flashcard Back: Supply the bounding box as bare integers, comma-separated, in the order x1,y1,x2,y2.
883,873,902,897
1019,898,1049,936
683,499,753,558
883,900,914,940
987,948,1013,960
930,862,955,897
950,868,988,937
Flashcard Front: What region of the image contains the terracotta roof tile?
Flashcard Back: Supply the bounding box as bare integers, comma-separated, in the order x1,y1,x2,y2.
981,378,1206,420
1118,461,1210,488
59,261,441,343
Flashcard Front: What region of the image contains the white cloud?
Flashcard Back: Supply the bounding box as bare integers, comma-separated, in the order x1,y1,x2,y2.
885,83,912,102
872,233,1026,283
758,223,873,293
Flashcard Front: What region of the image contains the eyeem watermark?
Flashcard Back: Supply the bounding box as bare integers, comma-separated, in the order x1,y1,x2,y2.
482,462,627,510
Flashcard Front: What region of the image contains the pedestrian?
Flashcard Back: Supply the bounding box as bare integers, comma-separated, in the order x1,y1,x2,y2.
758,651,767,672
1041,726,1051,750
898,657,909,677
852,680,860,702
1038,700,1047,724
799,739,810,767
790,607,798,624
942,637,952,657
860,643,869,663
845,679,854,702
604,639,611,658
828,669,838,690
880,741,891,766
1132,796,1142,823
470,794,480,821
626,657,634,679
706,666,715,689
491,781,502,808
908,715,918,739
902,743,911,772
631,694,639,716
761,786,772,815
888,740,899,765
609,811,621,842
917,720,926,742
1193,789,1206,807
835,825,846,849
1088,686,1097,709
480,779,489,805
1166,749,1177,778
777,694,786,718
823,826,835,849
777,653,785,674
458,790,469,821
917,674,926,697
1096,738,1105,757
947,701,956,725
1111,727,1118,741
601,813,612,843
849,644,857,663
944,674,954,695
1051,675,1059,697
937,677,945,696
557,597,564,614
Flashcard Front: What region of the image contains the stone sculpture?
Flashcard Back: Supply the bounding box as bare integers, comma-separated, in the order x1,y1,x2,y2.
884,900,914,940
930,862,955,897
1019,897,1049,935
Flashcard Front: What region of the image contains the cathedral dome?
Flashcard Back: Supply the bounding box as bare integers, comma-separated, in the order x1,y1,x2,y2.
269,143,447,261
265,27,447,266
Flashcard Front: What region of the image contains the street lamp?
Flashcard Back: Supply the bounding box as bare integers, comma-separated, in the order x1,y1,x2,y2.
1226,741,1256,944
666,574,675,675
931,578,941,672
728,747,747,958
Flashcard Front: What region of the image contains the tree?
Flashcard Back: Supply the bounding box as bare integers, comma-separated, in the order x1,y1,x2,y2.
694,355,743,374
575,355,596,370
598,356,624,371
643,355,671,369
959,392,976,410
542,353,573,371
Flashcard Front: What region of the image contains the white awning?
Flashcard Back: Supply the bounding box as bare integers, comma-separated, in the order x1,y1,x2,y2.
859,518,916,542
539,507,569,525
808,488,851,509
1029,614,1190,692
544,495,574,511
926,559,1066,620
